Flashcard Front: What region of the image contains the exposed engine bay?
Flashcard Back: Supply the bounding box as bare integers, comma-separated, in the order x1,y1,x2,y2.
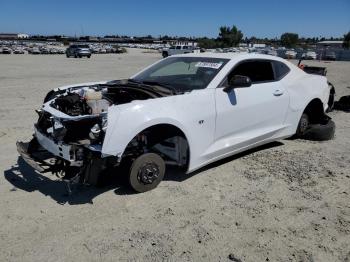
49,80,167,117
17,80,184,193
40,80,171,143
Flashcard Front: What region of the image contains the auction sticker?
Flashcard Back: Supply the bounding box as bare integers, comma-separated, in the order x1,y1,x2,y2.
195,62,223,69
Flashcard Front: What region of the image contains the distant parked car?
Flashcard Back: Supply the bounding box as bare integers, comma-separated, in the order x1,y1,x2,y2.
13,48,25,54
324,51,336,61
2,47,12,54
162,45,199,58
49,48,58,54
285,49,297,59
30,47,41,54
90,47,99,54
267,49,277,56
40,47,50,54
57,49,65,54
302,51,317,60
66,44,92,58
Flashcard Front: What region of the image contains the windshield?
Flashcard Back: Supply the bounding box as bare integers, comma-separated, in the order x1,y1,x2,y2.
132,57,229,91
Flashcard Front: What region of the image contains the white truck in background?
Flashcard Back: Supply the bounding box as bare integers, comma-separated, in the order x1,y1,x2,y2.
162,45,200,58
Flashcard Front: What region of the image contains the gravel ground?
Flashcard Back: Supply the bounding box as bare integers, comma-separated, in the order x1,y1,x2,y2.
0,50,349,261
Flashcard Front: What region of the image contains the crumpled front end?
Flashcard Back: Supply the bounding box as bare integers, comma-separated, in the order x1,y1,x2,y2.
17,85,115,187
16,80,166,189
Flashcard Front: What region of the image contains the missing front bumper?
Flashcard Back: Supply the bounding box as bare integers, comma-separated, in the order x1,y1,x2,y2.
16,140,54,173
34,126,73,162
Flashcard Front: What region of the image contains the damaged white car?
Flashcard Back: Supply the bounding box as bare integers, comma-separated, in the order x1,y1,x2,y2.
17,53,334,193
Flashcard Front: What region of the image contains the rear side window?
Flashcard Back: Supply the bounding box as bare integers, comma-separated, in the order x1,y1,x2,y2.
176,46,181,50
229,60,275,83
273,61,290,80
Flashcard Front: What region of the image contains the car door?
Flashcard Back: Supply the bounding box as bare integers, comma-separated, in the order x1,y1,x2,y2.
175,46,182,55
182,46,189,54
212,59,289,156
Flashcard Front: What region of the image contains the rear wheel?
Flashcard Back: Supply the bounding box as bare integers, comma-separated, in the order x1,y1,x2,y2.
327,82,336,112
296,113,309,137
303,120,335,141
128,153,165,193
296,112,335,141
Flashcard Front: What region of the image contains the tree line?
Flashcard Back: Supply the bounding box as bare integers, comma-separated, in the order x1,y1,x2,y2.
196,26,350,49
28,27,350,49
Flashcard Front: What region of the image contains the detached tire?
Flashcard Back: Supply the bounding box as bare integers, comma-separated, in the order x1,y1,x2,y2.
334,96,350,112
302,120,335,141
129,153,165,193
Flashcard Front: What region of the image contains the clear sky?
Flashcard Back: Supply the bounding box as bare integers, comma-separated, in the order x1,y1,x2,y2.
1,0,349,38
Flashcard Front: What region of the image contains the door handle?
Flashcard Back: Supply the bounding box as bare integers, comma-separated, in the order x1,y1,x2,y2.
273,90,284,96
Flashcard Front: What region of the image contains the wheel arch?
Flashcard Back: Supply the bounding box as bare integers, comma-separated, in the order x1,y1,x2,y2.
302,98,326,124
126,123,191,164
103,118,193,168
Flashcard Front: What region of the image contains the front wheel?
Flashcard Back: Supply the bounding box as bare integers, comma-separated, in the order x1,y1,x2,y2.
129,153,165,193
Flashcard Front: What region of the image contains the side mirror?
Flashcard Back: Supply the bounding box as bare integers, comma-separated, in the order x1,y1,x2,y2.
223,75,252,93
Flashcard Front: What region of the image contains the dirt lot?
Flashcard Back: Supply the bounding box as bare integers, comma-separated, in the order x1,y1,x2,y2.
0,49,349,261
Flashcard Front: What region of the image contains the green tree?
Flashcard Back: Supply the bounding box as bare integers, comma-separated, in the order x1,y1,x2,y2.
343,31,350,49
218,25,243,47
280,33,299,48
197,37,217,49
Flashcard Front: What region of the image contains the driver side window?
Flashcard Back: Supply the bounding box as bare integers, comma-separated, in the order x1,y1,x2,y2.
227,60,275,85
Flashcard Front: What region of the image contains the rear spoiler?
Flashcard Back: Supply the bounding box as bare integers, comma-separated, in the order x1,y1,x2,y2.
298,59,327,76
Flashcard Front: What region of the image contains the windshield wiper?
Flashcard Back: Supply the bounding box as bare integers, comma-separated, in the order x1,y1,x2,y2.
128,79,179,95
142,81,178,92
126,79,143,85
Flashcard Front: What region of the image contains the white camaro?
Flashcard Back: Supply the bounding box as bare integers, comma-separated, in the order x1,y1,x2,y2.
17,53,331,192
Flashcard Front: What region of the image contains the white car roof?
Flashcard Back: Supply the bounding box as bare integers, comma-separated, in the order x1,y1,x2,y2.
171,52,299,71
172,52,289,63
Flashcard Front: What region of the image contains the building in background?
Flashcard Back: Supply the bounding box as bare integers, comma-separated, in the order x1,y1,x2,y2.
316,41,343,49
0,33,29,39
17,33,29,39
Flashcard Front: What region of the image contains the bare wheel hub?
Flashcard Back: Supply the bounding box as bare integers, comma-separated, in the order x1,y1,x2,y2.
300,117,308,133
137,162,160,184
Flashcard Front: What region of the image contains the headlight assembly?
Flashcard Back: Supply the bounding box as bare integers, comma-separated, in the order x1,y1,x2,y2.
89,116,107,141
